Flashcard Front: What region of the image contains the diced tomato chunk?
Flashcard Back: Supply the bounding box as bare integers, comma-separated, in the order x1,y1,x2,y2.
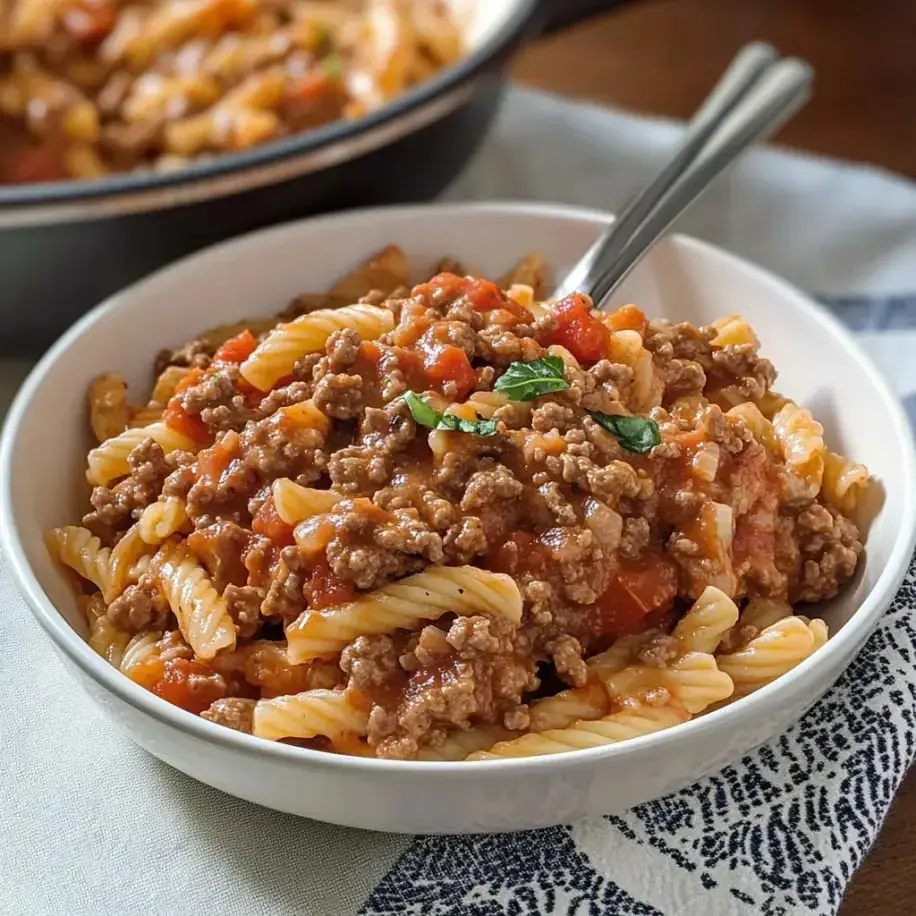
584,556,679,641
423,344,476,400
152,658,227,714
359,341,381,362
196,439,234,485
306,559,356,611
544,293,611,364
252,496,295,547
163,399,209,445
605,304,648,335
412,272,468,305
213,329,257,365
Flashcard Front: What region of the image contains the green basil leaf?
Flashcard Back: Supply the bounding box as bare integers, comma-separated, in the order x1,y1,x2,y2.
493,355,570,401
400,391,499,438
589,411,661,454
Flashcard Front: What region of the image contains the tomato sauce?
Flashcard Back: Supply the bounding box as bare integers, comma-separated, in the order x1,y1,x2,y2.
151,658,228,715
252,496,295,547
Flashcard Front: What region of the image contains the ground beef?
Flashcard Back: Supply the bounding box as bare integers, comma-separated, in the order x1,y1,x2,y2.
710,344,777,401
223,585,264,639
547,634,588,687
83,438,171,541
201,697,256,732
106,577,171,633
261,546,309,623
351,615,538,760
325,504,444,591
188,520,251,591
313,372,364,420
328,402,416,494
325,328,361,371
340,634,401,692
442,516,489,564
154,338,213,375
644,320,716,366
174,366,256,434
461,465,523,510
619,517,651,559
784,502,863,603
255,381,312,418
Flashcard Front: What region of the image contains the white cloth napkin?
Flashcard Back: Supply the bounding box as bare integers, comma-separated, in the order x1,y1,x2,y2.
3,87,916,916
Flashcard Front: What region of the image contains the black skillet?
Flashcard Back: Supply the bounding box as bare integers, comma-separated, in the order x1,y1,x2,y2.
0,0,626,353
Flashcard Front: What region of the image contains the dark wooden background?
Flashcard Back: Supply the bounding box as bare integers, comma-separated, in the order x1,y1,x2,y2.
513,1,916,913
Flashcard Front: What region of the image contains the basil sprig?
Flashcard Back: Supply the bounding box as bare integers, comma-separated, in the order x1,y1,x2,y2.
400,391,498,438
493,355,571,401
589,411,661,454
494,357,661,454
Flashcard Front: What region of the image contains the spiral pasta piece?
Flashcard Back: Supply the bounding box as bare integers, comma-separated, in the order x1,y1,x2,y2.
717,617,819,698
106,525,154,602
416,725,516,761
822,451,870,513
154,540,237,659
772,401,826,498
467,704,690,761
87,422,198,486
252,689,368,742
88,613,131,668
240,305,395,392
286,566,523,663
51,526,111,595
271,479,342,525
138,497,188,545
605,653,735,714
673,586,740,655
87,373,129,443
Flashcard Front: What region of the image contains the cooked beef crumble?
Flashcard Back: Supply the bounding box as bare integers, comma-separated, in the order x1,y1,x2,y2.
71,257,867,759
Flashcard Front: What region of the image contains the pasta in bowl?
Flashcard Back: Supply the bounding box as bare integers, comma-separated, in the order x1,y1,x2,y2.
50,241,869,762
3,202,912,832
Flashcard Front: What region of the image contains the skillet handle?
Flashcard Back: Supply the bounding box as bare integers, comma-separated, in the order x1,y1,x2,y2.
538,0,643,36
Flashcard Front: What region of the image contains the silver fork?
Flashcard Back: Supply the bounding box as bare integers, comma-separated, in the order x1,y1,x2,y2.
552,42,814,308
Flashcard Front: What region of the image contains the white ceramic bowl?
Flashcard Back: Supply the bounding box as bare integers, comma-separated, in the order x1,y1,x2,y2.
3,203,914,834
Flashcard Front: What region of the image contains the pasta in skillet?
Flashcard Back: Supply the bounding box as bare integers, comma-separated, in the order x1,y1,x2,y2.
51,245,869,760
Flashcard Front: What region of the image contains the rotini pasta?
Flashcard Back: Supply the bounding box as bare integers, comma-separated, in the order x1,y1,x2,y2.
240,305,395,392
87,422,197,486
138,497,188,545
717,617,820,698
822,451,870,512
154,540,237,660
467,705,691,761
252,689,367,742
772,401,826,498
287,566,523,663
271,479,342,525
673,586,740,655
87,373,129,443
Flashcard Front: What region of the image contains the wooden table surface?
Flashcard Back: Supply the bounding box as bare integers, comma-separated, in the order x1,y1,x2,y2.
513,2,915,913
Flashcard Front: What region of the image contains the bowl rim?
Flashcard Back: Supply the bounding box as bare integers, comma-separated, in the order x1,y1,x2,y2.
3,199,914,775
0,0,540,215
